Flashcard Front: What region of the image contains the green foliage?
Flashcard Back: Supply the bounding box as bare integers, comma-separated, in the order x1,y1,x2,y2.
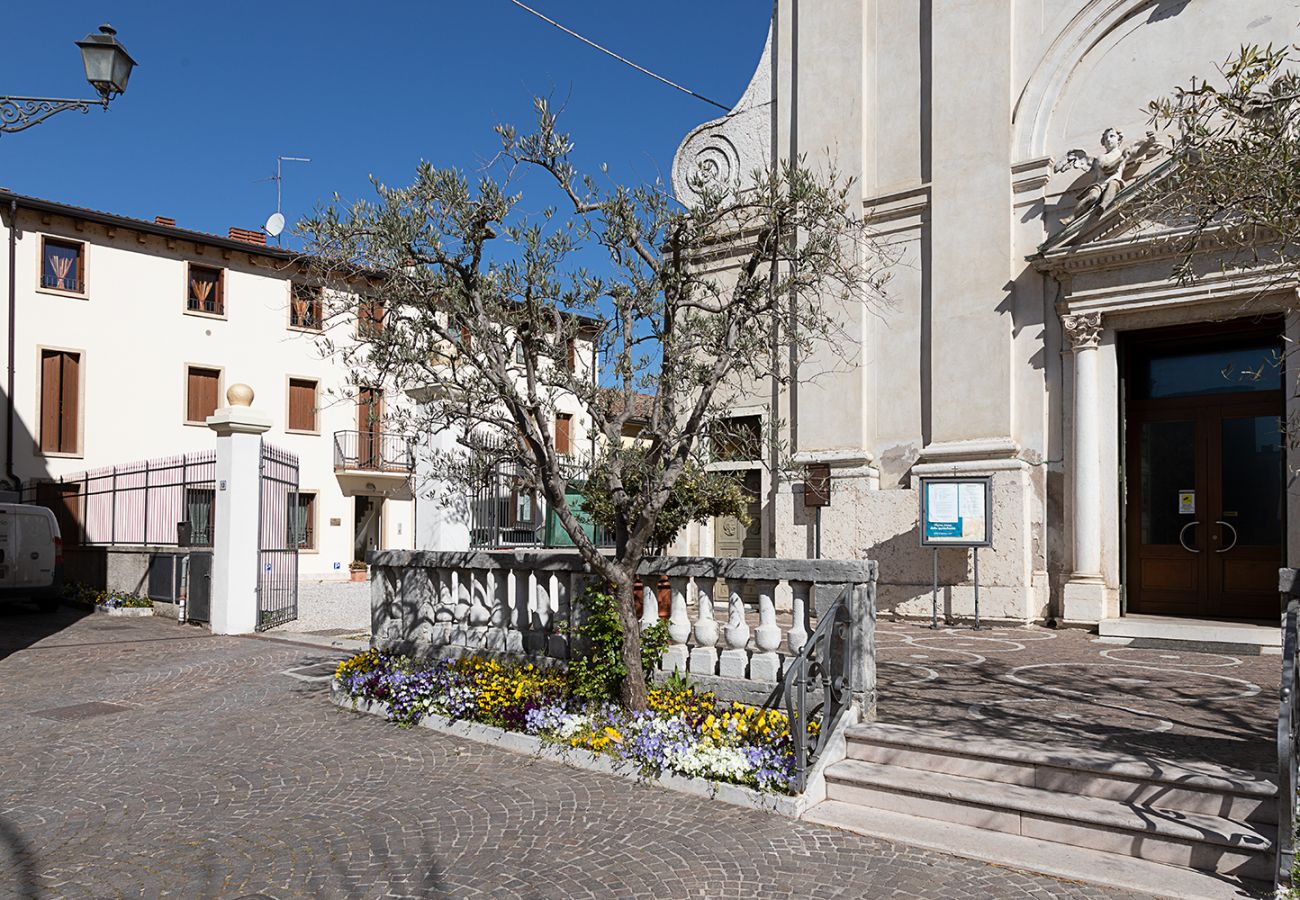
568,584,670,704
658,669,693,695
581,449,750,552
1142,44,1300,284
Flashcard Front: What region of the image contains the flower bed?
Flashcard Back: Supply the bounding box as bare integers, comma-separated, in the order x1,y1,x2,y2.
64,582,154,611
334,649,814,794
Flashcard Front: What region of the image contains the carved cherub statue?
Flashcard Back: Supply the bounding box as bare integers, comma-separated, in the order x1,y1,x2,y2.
1052,127,1161,225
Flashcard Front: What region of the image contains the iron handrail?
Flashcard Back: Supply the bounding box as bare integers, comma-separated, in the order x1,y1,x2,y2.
1278,592,1298,889
333,430,414,473
778,586,853,794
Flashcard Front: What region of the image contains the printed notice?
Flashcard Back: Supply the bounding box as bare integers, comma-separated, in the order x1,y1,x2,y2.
927,483,959,523
958,482,987,540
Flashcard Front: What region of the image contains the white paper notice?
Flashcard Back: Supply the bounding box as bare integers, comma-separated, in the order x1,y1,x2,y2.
958,483,985,520
927,483,960,523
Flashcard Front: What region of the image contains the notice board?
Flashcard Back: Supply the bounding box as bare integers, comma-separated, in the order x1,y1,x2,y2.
919,476,992,548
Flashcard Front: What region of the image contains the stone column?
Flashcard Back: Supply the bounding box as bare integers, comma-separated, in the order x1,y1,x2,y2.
1062,313,1111,621
206,384,272,635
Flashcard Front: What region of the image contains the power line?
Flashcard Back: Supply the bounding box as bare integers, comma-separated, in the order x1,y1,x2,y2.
505,0,730,112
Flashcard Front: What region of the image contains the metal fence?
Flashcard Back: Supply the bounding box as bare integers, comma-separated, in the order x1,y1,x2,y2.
257,441,300,630
21,452,217,547
466,452,614,550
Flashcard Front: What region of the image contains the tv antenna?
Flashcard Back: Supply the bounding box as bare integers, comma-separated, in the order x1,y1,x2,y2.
262,155,311,242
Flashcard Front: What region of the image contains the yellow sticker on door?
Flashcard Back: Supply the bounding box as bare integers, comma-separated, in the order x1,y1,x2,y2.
1178,490,1195,515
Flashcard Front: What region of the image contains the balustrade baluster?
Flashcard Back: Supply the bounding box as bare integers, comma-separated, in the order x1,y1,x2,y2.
786,581,811,675
719,579,750,678
504,568,524,653
546,572,567,658
751,580,782,681
639,577,659,633
689,577,719,675
663,576,691,673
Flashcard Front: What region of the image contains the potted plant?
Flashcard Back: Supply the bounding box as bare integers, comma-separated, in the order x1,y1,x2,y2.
349,560,369,582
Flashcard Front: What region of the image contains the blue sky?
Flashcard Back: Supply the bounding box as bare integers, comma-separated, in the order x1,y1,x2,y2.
0,2,769,247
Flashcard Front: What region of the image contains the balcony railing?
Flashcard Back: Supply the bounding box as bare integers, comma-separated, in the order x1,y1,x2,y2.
333,430,414,474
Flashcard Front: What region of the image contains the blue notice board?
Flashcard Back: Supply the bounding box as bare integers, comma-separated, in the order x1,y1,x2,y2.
919,476,992,548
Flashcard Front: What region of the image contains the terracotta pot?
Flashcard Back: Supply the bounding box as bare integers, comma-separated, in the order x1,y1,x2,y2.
633,576,672,619
349,568,368,582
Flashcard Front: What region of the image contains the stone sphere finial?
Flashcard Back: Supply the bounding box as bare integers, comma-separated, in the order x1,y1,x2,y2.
227,383,254,407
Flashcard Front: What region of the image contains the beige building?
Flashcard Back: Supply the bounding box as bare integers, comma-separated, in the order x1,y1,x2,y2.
0,191,417,577
672,0,1300,629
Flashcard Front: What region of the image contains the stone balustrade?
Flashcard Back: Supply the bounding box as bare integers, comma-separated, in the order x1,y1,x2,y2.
370,550,877,711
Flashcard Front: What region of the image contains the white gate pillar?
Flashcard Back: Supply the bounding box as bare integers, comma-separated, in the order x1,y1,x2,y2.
207,384,272,635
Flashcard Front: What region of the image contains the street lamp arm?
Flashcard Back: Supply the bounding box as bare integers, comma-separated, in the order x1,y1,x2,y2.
0,95,110,135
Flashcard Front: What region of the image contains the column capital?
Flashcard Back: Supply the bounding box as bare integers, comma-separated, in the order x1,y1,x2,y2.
1062,312,1103,350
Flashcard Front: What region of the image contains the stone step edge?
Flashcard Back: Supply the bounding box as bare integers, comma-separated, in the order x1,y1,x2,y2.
825,758,1277,852
804,800,1264,900
846,722,1277,797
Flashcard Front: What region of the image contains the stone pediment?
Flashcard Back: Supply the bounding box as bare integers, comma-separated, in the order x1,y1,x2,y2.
671,20,774,205
1034,156,1184,263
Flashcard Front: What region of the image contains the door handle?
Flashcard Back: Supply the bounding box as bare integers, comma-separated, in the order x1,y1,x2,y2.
1178,521,1201,553
1215,520,1238,553
29,552,38,560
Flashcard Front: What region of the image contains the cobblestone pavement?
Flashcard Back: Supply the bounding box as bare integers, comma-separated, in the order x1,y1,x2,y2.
875,620,1278,772
0,608,1151,900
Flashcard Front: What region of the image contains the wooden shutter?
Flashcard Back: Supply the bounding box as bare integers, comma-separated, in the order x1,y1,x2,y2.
40,350,79,454
187,368,220,422
304,494,316,549
566,338,576,372
357,387,383,431
288,379,317,431
555,414,571,455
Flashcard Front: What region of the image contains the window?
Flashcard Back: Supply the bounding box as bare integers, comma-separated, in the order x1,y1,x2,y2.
187,264,224,315
565,338,577,372
185,488,215,546
290,282,322,330
460,325,473,351
41,238,84,293
712,415,762,462
185,367,221,424
287,377,318,432
513,342,525,365
358,296,384,338
555,413,572,456
290,491,317,550
39,349,79,454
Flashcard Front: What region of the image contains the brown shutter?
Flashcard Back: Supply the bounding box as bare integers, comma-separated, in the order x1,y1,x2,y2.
566,338,576,372
187,368,220,422
555,414,571,455
304,494,316,548
289,379,316,431
40,351,61,452
60,353,79,453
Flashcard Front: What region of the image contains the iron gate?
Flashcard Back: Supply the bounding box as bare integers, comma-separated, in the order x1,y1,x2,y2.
257,442,300,630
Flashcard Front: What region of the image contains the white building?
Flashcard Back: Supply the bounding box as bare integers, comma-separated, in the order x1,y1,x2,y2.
671,1,1300,633
0,190,416,578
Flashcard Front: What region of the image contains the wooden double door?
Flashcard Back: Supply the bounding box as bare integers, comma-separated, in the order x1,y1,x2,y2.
1124,326,1284,620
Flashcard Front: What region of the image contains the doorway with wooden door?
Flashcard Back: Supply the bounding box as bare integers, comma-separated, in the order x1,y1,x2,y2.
357,387,383,470
1123,321,1284,620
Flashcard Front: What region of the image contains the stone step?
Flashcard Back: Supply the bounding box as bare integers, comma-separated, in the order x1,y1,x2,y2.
845,722,1278,823
804,800,1265,900
824,758,1275,879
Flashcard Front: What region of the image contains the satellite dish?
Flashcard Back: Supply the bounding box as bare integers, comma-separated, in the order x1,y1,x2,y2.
265,212,285,237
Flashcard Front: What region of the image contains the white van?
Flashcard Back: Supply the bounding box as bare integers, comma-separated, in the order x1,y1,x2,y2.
0,505,64,611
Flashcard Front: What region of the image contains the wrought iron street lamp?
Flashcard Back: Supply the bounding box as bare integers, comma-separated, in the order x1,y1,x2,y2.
0,24,137,136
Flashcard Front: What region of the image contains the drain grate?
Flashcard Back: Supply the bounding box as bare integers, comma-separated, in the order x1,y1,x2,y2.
30,701,131,721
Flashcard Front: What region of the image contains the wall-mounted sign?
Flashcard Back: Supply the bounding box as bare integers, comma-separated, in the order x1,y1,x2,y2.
919,476,992,548
804,463,831,508
1178,490,1195,515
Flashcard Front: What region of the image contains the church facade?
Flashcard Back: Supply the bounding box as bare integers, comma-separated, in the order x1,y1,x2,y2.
672,0,1300,627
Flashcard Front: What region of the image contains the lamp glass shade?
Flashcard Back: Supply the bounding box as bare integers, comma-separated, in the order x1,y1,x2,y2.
77,26,136,96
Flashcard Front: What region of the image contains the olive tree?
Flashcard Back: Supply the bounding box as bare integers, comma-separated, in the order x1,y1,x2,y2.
298,100,891,710
1141,43,1300,285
